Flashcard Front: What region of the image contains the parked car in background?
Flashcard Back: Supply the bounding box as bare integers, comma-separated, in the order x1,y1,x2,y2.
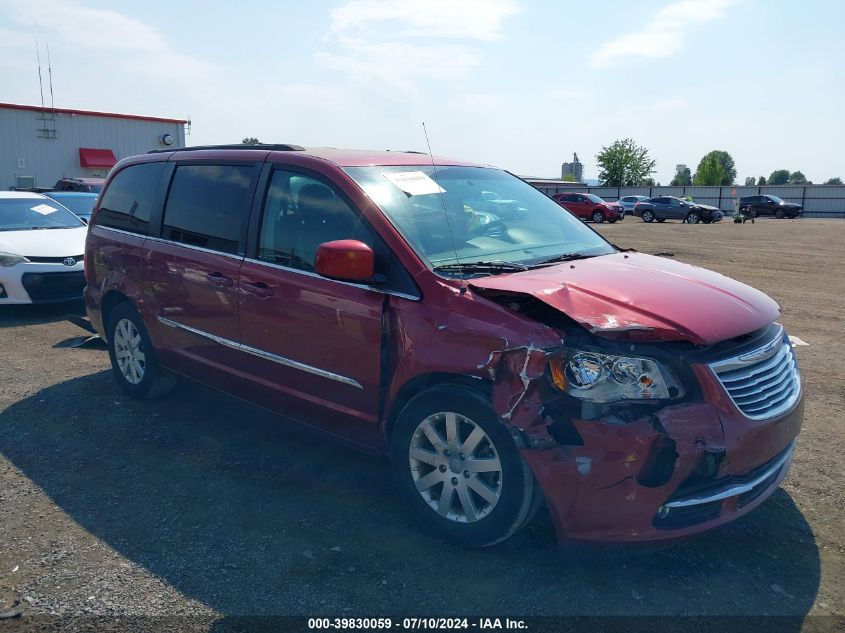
45,192,99,224
739,195,802,219
0,192,87,304
634,196,723,223
618,195,650,215
85,144,802,548
551,192,623,223
53,177,105,193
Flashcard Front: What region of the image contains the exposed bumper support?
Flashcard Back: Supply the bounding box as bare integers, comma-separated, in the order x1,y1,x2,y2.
662,440,795,510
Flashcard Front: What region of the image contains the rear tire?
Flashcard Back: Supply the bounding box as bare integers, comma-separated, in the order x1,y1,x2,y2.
391,385,539,547
591,210,605,223
106,302,177,399
642,210,655,223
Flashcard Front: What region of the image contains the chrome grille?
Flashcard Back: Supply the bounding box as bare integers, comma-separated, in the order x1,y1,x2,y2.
709,330,801,420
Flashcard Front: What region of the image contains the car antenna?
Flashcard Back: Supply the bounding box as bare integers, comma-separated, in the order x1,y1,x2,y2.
422,122,466,294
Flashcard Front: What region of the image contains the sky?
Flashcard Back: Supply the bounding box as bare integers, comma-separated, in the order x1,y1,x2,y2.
1,0,843,183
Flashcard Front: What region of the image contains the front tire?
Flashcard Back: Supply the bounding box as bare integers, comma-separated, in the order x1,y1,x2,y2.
106,302,177,399
686,211,700,224
642,210,655,223
591,210,605,223
775,209,785,219
391,385,539,547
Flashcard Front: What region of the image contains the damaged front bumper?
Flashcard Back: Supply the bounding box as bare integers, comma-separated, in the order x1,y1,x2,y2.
486,332,804,544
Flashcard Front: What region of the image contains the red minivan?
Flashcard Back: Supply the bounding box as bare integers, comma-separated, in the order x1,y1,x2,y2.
84,145,803,547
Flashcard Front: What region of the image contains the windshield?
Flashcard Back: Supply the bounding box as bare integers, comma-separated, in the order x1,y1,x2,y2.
0,198,85,231
767,195,784,203
585,194,605,203
344,165,615,271
49,196,96,216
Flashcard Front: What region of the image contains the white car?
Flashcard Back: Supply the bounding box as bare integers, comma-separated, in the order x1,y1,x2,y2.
0,192,87,304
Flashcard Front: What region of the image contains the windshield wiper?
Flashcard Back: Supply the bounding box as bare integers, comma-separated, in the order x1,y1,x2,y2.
532,252,600,266
433,260,529,275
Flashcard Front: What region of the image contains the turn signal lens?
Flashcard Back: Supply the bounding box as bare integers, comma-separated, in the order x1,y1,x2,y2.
549,357,567,391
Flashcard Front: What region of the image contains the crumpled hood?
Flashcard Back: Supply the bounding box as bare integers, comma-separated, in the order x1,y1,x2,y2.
469,252,780,345
0,227,87,258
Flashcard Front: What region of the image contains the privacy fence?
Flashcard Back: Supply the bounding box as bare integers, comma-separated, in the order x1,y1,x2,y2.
526,182,845,219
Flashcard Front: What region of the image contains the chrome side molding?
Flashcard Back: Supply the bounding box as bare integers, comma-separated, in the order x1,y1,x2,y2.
158,316,363,389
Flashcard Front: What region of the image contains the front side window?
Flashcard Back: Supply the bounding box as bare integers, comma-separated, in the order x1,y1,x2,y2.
0,197,84,231
162,164,254,255
258,170,373,271
344,166,614,271
97,162,165,234
585,194,605,203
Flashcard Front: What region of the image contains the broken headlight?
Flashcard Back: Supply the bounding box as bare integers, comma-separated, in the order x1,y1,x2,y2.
549,351,684,403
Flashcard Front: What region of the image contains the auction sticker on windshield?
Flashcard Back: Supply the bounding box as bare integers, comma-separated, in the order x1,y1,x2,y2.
31,204,58,215
383,171,445,196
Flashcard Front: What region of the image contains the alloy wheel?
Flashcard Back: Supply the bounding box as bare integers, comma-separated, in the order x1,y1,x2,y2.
409,412,503,523
113,318,145,385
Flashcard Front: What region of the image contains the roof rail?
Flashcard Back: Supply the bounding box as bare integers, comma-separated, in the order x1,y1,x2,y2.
148,144,305,154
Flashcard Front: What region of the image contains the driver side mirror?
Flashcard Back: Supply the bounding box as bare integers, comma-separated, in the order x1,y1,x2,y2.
315,240,375,283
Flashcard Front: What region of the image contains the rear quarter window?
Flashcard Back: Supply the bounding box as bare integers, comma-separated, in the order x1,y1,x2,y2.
96,162,166,234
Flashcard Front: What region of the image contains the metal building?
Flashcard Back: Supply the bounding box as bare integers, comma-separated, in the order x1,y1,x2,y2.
0,102,188,190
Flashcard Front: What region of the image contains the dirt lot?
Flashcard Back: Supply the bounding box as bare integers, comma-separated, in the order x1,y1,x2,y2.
1,218,843,628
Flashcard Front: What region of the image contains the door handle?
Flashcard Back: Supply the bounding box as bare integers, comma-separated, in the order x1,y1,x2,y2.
206,272,234,287
243,280,274,299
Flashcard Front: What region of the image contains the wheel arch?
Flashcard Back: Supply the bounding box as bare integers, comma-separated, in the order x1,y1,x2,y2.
384,372,491,440
100,289,132,342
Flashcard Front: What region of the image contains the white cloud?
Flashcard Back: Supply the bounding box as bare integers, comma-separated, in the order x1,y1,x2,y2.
316,37,481,99
318,0,518,99
329,0,519,41
591,0,737,68
0,0,216,78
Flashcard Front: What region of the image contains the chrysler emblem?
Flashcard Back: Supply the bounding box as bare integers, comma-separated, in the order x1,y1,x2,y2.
62,257,77,267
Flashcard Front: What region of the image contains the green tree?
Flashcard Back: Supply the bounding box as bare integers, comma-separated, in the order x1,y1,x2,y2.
788,171,810,184
825,177,843,185
595,138,656,186
757,176,767,185
561,173,577,182
744,176,756,186
694,150,736,185
693,153,724,186
241,137,261,145
643,177,656,186
670,167,692,186
768,169,790,185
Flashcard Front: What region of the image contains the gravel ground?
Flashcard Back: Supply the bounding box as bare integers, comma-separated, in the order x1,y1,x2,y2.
0,218,842,629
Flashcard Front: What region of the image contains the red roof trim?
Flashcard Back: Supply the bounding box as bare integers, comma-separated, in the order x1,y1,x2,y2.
0,102,188,125
79,148,117,168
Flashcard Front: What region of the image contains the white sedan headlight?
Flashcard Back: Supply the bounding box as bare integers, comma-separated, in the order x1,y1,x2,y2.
0,251,28,267
549,350,685,403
